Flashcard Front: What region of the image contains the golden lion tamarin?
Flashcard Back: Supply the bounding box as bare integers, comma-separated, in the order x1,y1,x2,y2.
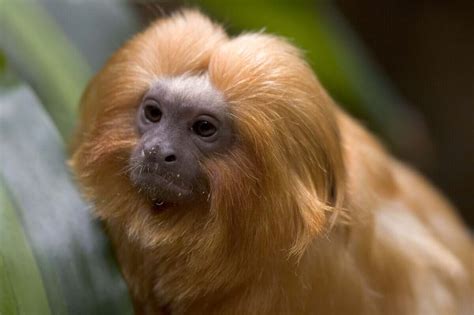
70,10,473,315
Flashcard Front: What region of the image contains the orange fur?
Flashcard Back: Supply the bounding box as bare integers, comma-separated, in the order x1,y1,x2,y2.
70,10,473,315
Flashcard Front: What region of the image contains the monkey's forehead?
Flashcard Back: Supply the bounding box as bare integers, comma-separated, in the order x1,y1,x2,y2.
147,75,226,108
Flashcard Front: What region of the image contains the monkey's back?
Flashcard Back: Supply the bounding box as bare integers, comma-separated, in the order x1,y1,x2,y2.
338,110,473,314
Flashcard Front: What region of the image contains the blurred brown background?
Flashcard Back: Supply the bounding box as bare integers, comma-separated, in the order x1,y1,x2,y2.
336,0,474,225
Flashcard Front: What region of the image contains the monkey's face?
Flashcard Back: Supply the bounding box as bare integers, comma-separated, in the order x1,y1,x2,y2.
129,76,233,205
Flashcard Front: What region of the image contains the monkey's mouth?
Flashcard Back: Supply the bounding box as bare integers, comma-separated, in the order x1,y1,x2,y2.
151,199,175,212
130,168,194,203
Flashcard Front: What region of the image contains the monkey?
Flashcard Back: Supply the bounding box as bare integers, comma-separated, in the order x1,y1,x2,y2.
70,9,473,315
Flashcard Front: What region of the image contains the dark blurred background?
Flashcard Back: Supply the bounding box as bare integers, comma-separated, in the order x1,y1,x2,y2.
336,0,474,225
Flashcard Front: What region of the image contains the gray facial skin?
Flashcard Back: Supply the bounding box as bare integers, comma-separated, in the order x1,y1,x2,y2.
129,75,233,205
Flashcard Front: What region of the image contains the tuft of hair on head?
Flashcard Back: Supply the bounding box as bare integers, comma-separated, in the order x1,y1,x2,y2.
206,33,347,258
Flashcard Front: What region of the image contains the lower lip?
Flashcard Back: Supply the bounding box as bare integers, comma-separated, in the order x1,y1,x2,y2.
152,200,172,212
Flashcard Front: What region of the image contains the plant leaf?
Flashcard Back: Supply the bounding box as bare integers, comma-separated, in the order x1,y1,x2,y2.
0,85,133,315
0,177,52,315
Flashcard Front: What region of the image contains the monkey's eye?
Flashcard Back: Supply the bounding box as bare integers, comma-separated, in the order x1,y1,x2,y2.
192,120,217,137
143,103,162,123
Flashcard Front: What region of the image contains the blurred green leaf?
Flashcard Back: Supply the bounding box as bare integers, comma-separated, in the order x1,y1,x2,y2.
37,0,140,71
0,52,6,73
0,0,91,140
0,85,133,315
0,177,52,315
0,1,139,313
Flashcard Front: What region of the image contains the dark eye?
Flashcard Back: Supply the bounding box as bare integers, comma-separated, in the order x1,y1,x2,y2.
143,103,162,123
192,120,217,137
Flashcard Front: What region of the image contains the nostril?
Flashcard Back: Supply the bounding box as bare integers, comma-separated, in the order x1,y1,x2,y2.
164,154,177,163
143,147,155,158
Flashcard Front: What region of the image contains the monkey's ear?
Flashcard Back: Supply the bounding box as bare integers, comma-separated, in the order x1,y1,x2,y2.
289,164,347,258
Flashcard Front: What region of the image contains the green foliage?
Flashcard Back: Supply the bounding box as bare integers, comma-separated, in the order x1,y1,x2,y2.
0,84,134,315
0,1,134,314
0,0,141,139
0,0,90,140
0,178,52,315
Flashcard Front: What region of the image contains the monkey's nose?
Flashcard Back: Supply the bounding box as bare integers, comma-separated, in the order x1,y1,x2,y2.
143,145,177,164
142,145,157,159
